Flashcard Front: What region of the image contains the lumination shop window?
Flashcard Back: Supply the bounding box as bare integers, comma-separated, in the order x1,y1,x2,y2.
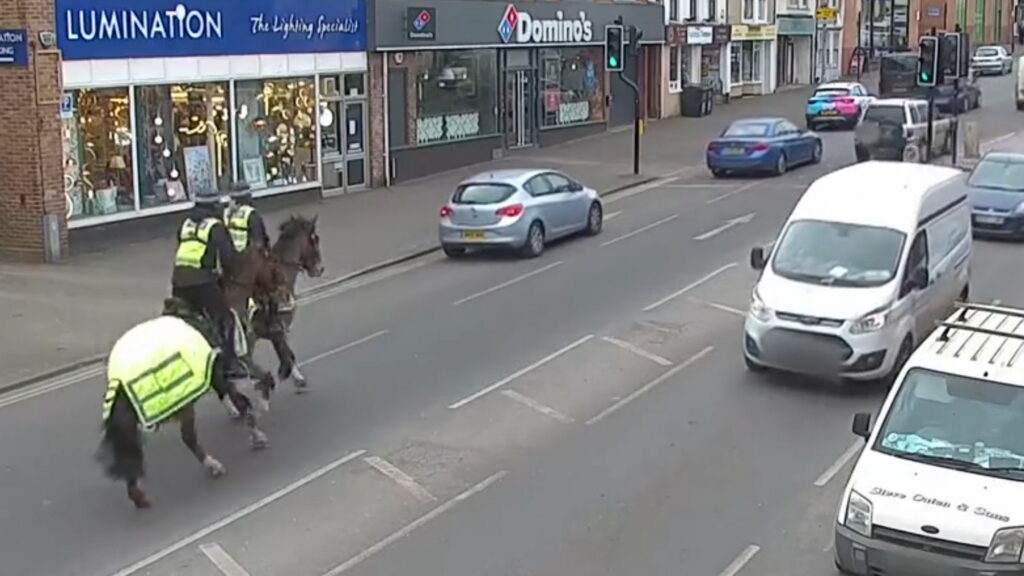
741,42,763,82
415,49,498,145
539,47,604,128
62,88,135,220
134,83,231,208
235,78,318,190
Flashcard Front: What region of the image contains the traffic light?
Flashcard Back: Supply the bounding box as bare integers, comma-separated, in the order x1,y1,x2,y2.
605,25,624,72
917,35,939,87
940,32,962,78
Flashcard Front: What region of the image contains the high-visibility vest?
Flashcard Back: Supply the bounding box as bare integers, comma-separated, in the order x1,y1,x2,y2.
174,217,222,270
224,205,255,252
102,316,218,427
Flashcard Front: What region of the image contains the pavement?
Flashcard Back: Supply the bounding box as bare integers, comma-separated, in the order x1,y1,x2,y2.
0,69,1022,576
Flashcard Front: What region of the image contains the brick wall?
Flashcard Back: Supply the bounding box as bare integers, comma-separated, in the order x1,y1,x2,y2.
0,0,67,262
368,52,386,188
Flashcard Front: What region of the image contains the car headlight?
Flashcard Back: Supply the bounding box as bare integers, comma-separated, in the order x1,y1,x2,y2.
749,288,772,322
1013,201,1024,215
844,490,873,538
986,527,1024,563
849,305,891,334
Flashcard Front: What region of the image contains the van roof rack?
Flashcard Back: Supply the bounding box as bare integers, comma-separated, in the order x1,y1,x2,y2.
935,302,1024,367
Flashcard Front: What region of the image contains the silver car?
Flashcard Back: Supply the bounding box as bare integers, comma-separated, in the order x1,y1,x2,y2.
438,168,604,258
972,45,1013,75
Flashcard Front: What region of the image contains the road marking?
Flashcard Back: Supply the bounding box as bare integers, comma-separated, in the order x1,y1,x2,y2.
451,261,563,306
600,336,673,366
604,167,697,205
299,330,390,367
321,471,508,575
501,389,575,424
109,449,366,576
636,320,684,335
718,545,761,576
449,334,594,409
364,456,437,503
600,214,679,247
662,183,735,188
0,364,106,409
706,181,760,204
814,441,863,487
302,256,441,305
604,210,623,221
586,346,714,425
693,213,756,241
982,132,1015,150
687,297,747,317
643,263,738,312
199,544,252,576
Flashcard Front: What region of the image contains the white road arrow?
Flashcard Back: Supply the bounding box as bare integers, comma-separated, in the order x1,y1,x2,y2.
693,212,756,241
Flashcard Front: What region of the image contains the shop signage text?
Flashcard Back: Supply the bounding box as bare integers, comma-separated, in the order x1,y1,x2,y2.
56,0,367,60
407,7,436,40
686,26,713,45
0,29,27,67
815,7,839,20
497,4,594,44
730,24,777,41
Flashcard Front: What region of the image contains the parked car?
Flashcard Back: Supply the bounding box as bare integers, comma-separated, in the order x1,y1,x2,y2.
438,169,603,258
966,152,1024,238
855,99,953,162
805,82,875,130
706,117,823,178
972,45,1013,75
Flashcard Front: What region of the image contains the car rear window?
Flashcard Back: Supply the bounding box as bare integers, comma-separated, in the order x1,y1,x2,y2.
976,47,1000,57
863,105,905,124
723,122,771,137
452,183,517,204
881,56,916,73
813,88,850,97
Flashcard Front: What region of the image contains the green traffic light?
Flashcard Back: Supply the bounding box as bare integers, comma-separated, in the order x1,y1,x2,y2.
609,56,618,67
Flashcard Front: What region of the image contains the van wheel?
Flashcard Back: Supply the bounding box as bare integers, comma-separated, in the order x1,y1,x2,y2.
884,335,914,388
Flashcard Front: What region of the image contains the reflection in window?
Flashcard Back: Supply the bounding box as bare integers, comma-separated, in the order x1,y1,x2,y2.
135,83,230,208
415,49,498,145
62,88,135,220
741,42,763,83
235,78,318,190
539,47,604,128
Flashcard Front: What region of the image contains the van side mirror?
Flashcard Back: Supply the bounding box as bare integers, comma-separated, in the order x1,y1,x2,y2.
750,246,767,270
852,412,872,439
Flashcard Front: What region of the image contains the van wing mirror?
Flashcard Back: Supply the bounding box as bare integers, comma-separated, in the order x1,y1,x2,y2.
852,412,872,439
750,246,767,270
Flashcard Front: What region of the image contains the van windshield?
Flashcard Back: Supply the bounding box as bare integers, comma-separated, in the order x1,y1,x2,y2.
874,368,1024,481
771,220,906,287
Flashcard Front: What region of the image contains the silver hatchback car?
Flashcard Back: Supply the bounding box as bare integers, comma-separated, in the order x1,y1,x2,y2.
438,168,604,258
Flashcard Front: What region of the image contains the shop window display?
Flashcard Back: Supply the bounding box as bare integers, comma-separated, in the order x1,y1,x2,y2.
235,78,318,190
62,88,135,220
415,49,499,144
539,47,604,128
135,83,231,208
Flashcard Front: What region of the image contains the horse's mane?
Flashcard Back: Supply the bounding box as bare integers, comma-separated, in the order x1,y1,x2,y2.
274,216,312,254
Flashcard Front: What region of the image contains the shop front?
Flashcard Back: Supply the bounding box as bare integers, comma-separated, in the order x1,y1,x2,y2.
728,24,777,97
370,0,665,183
56,0,368,232
662,24,730,117
776,16,815,85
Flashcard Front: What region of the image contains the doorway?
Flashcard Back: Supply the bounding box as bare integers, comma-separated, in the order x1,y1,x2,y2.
319,73,368,196
504,69,536,148
779,38,796,85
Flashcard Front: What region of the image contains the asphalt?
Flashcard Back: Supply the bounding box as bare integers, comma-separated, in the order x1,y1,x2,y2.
1,70,1023,576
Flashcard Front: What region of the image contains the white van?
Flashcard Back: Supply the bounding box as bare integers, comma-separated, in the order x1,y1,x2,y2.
1016,56,1024,110
744,161,971,382
836,302,1024,574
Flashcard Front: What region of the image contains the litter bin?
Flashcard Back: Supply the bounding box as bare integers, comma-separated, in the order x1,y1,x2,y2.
681,85,712,117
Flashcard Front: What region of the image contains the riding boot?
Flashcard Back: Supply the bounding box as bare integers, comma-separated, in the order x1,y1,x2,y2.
220,318,247,380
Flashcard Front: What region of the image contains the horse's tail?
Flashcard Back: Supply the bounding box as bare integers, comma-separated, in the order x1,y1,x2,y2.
95,387,144,482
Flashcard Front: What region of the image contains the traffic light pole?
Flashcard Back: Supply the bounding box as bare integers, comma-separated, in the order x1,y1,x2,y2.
951,77,959,165
618,70,641,176
925,88,934,163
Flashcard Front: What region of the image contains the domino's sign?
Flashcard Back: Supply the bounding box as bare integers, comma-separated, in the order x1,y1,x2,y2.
497,4,593,44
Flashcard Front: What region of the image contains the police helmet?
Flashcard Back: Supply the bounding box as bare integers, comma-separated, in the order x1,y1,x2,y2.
228,182,252,200
193,187,225,205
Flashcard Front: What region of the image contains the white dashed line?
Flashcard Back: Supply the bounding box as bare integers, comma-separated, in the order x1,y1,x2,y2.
706,181,760,204
586,346,714,425
501,389,575,424
299,330,390,367
199,543,252,576
451,261,563,306
321,471,508,575
642,263,738,312
717,545,761,576
814,441,863,487
600,214,679,247
449,334,595,409
600,336,674,366
687,297,747,317
364,456,437,503
604,210,623,221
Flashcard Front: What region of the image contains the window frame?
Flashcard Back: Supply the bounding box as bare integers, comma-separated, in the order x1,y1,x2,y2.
670,0,681,22
524,175,555,197
900,230,930,297
669,45,685,93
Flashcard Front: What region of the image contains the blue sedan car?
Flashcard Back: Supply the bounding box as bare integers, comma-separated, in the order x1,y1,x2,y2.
706,117,823,178
967,152,1024,238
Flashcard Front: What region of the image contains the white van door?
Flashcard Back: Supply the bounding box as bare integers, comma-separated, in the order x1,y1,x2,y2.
926,205,971,318
900,229,937,341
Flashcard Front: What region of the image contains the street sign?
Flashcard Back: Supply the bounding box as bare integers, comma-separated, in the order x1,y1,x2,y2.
815,7,838,20
0,29,28,67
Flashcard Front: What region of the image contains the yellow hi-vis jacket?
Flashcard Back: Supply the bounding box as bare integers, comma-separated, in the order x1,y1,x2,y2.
102,316,219,428
224,205,255,252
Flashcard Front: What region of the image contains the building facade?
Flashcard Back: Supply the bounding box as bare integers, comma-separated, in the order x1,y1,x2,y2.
776,0,817,85
369,0,665,183
662,0,732,117
728,0,779,96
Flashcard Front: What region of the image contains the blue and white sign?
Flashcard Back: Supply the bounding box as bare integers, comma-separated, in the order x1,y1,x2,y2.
56,0,367,60
0,29,28,67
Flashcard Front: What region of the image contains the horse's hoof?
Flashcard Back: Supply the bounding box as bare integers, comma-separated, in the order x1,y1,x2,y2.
128,486,152,509
221,396,242,419
203,455,227,477
250,430,269,450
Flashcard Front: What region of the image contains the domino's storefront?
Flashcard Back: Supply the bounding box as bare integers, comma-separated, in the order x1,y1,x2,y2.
57,0,368,231
370,0,665,182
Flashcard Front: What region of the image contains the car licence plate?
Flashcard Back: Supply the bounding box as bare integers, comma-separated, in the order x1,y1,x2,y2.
462,231,486,240
723,147,744,155
975,215,1005,225
820,109,838,116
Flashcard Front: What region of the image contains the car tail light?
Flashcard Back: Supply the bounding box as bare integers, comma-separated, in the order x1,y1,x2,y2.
496,204,524,218
836,97,854,104
750,143,770,152
439,205,454,218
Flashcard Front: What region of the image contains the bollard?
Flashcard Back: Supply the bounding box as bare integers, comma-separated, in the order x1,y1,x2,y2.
962,121,980,159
